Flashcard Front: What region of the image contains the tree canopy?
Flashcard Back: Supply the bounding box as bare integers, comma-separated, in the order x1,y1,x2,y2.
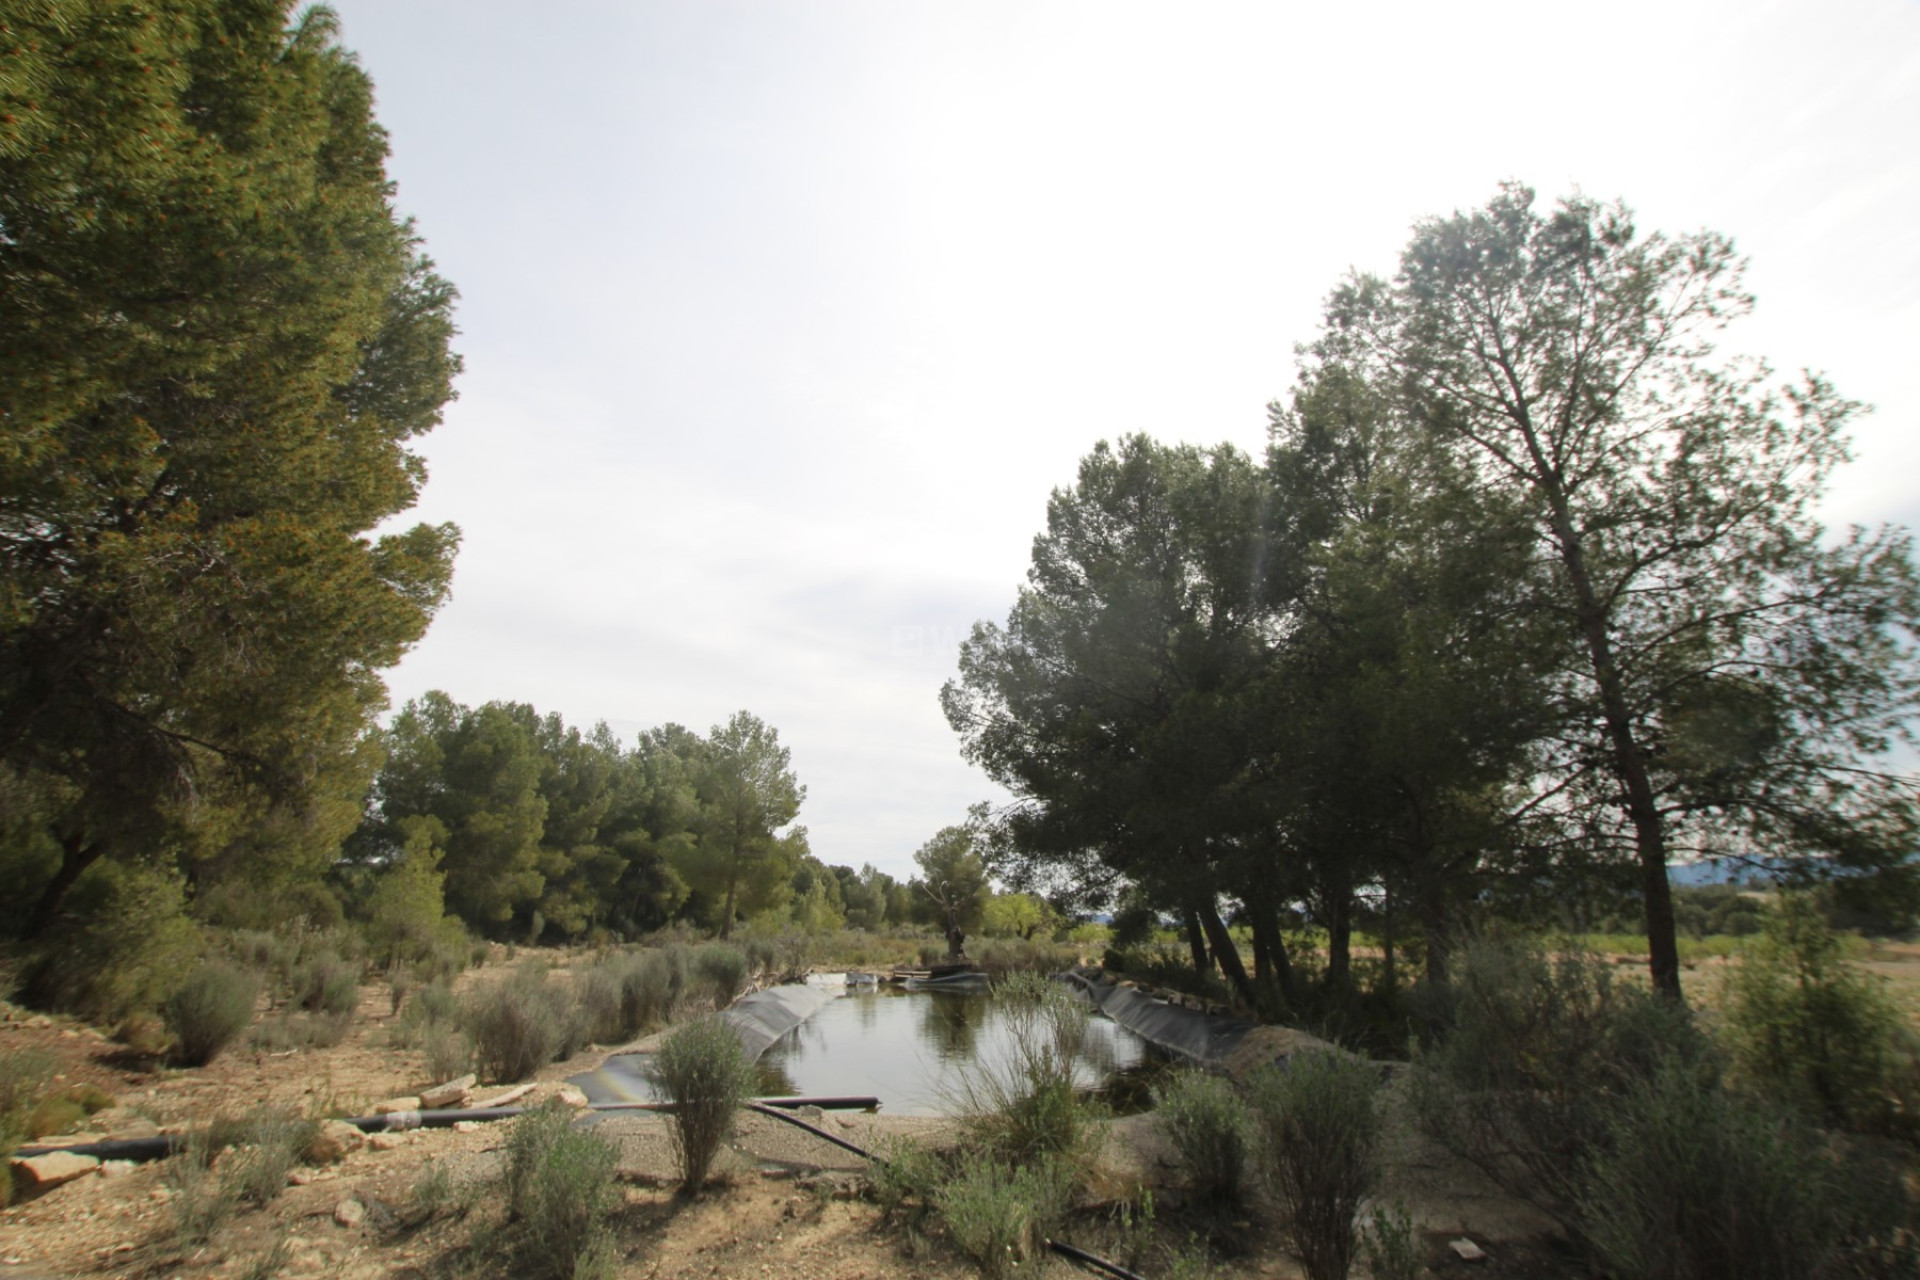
0,1,461,936
947,186,1920,1004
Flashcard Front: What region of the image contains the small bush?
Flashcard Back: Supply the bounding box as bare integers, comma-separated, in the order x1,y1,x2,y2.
936,1151,1073,1280
167,963,261,1067
466,968,575,1083
869,1135,947,1230
1361,1202,1421,1280
223,1107,314,1207
619,952,672,1036
1248,1051,1382,1280
166,1126,235,1250
1408,931,1707,1225
425,1023,472,1082
646,1015,753,1192
955,972,1098,1164
0,1050,57,1208
575,964,624,1044
1154,1070,1256,1209
1575,1060,1848,1280
503,1101,621,1280
293,951,359,1016
693,943,748,1008
19,859,200,1023
1723,894,1910,1129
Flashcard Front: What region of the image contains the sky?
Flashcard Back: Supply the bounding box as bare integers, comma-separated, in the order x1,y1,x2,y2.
326,0,1920,884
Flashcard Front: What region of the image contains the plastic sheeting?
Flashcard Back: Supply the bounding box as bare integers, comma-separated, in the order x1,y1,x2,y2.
1061,971,1254,1067
570,981,842,1103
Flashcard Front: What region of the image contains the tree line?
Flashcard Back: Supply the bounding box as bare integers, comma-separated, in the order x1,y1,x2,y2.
945,185,1920,1007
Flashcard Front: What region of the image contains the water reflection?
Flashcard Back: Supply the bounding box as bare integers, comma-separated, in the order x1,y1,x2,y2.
755,986,1159,1116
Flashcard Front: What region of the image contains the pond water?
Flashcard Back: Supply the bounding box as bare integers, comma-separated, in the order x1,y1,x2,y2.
578,975,1166,1116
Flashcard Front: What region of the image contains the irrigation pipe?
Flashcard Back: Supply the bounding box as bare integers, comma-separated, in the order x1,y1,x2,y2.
14,1095,879,1163
741,1102,1150,1280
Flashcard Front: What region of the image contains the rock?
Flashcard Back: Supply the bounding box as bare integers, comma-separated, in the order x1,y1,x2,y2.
451,1121,479,1133
373,1096,421,1115
304,1119,365,1164
288,1170,314,1186
554,1085,589,1109
97,1160,136,1180
477,1083,535,1108
1449,1237,1488,1263
9,1150,100,1192
419,1074,476,1110
792,1105,826,1122
332,1197,366,1228
366,1131,406,1151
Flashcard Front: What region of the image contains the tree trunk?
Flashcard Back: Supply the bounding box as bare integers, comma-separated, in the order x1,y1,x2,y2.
1325,891,1352,994
25,829,104,940
1183,907,1211,979
1544,502,1682,999
1198,902,1257,1008
1250,906,1294,1017
1381,882,1396,995
719,872,737,941
1417,866,1450,990
946,923,966,962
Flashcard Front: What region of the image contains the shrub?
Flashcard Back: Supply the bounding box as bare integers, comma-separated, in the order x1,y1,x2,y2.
1407,930,1707,1226
166,1126,235,1250
19,859,199,1023
167,963,261,1067
425,1023,472,1082
0,1050,57,1208
1361,1203,1421,1280
575,964,624,1044
1575,1059,1848,1280
223,1107,314,1207
503,1101,621,1280
1722,894,1910,1129
1154,1070,1256,1209
935,1151,1073,1280
646,1015,753,1192
868,1135,947,1230
293,951,359,1016
955,971,1098,1164
693,943,748,1008
1248,1051,1382,1280
618,952,672,1037
465,967,574,1083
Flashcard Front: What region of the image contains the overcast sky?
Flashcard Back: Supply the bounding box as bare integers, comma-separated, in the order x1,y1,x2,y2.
328,0,1920,884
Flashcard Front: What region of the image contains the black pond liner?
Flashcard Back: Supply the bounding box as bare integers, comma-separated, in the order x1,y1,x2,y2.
1059,971,1256,1068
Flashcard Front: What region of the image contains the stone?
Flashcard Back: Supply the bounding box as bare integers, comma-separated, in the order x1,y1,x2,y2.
304,1119,365,1164
373,1096,421,1115
288,1170,314,1186
418,1074,476,1110
451,1121,479,1133
97,1160,136,1179
1449,1237,1487,1263
477,1083,535,1108
10,1150,99,1192
366,1131,406,1151
332,1198,366,1228
554,1084,589,1109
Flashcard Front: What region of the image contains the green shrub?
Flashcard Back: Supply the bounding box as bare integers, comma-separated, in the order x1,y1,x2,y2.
166,963,261,1067
425,1023,472,1082
223,1107,314,1207
19,859,199,1023
575,964,623,1044
1153,1070,1256,1208
1575,1060,1848,1280
1723,894,1910,1129
503,1101,621,1280
956,971,1098,1164
693,943,748,1008
1248,1051,1382,1280
935,1151,1073,1280
619,952,672,1036
1360,1202,1421,1280
466,967,575,1083
293,952,359,1016
0,1050,57,1208
645,1015,753,1192
868,1135,947,1230
166,1126,235,1250
1408,931,1707,1226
